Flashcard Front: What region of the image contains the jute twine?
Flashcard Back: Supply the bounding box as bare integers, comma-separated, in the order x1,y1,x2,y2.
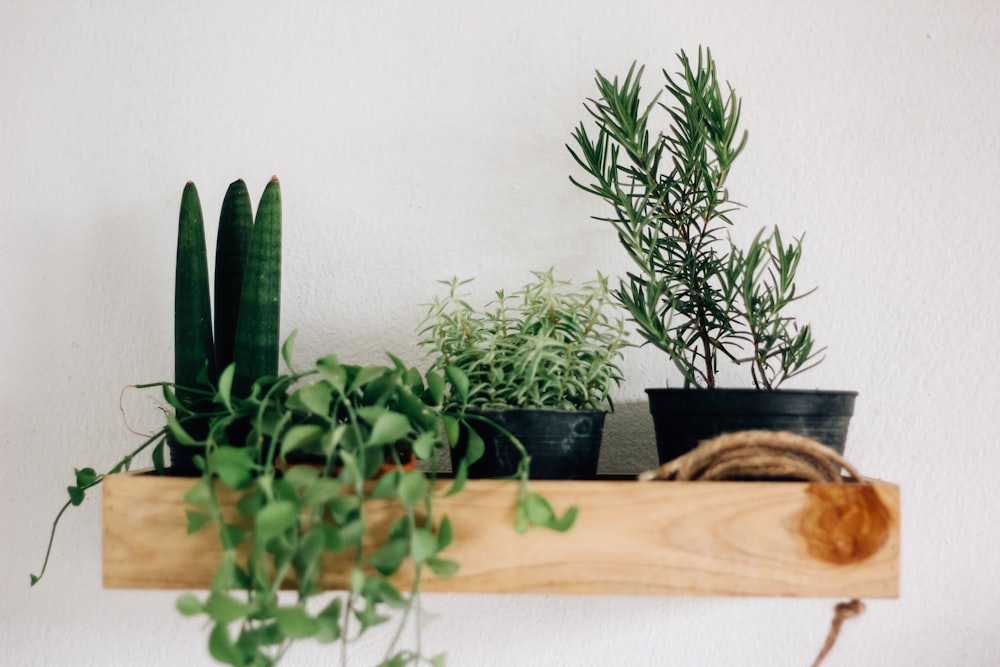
637,429,863,483
638,430,870,667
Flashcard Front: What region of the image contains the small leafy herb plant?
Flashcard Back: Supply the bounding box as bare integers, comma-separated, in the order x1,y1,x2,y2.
418,269,627,411
567,48,824,389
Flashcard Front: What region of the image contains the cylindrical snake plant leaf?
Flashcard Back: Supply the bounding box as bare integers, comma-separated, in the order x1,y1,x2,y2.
232,176,281,397
175,181,217,412
214,179,253,374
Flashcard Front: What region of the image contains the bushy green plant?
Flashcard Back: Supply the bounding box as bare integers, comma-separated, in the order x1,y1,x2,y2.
418,269,627,411
567,48,823,389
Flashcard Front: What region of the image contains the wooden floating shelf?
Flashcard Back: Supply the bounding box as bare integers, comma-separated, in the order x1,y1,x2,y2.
103,472,899,598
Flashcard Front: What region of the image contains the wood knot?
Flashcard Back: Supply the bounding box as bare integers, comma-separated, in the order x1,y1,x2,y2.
798,485,892,565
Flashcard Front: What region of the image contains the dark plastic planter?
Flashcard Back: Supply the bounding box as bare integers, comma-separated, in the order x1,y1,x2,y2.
646,388,858,464
451,408,606,480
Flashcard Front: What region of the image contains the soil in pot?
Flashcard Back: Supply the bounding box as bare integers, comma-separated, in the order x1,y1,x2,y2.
452,408,606,480
646,388,857,464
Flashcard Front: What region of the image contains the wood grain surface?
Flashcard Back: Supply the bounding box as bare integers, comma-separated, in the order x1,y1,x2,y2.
103,473,899,598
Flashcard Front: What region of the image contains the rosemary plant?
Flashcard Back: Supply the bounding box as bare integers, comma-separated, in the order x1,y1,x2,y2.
567,48,823,389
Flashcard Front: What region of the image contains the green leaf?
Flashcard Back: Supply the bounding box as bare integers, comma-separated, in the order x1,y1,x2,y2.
350,567,366,595
280,424,324,457
426,556,460,578
410,528,438,564
281,329,298,372
354,600,389,630
523,492,554,525
292,382,332,417
162,384,184,411
186,510,211,534
255,500,299,541
425,370,445,405
315,598,343,642
208,622,241,666
67,486,85,506
437,515,453,550
316,355,346,393
220,523,248,548
302,478,344,507
397,470,428,507
216,363,235,411
444,365,469,401
74,467,98,487
203,591,250,624
465,427,485,464
314,616,341,643
274,606,319,638
367,411,411,447
282,464,319,489
318,597,344,619
362,577,407,609
211,552,242,590
184,478,212,505
412,431,437,460
167,415,200,446
210,446,256,489
349,365,389,393
430,653,447,667
442,416,460,446
152,440,166,472
370,469,400,500
445,457,468,496
369,537,409,576
176,593,203,616
324,519,363,552
239,621,285,648
550,505,579,532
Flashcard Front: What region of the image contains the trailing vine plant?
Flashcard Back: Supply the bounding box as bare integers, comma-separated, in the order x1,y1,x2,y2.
34,334,576,666
567,48,824,389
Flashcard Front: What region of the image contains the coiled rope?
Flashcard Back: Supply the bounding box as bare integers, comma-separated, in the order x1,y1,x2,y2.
639,430,872,667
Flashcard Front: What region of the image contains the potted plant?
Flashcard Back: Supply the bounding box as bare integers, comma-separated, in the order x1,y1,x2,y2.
33,180,574,667
418,269,628,479
170,177,280,474
566,48,857,463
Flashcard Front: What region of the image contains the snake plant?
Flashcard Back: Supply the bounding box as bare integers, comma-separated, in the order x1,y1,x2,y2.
172,177,281,465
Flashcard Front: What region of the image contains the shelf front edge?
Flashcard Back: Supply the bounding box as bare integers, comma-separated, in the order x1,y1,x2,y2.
103,473,899,598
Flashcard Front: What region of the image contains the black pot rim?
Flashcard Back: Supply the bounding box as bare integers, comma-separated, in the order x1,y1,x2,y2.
644,387,857,397
645,387,858,416
464,407,608,416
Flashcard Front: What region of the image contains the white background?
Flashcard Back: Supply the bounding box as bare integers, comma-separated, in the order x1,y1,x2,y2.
3,1,999,665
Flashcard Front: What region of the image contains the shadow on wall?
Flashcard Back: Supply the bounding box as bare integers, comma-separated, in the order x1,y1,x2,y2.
599,400,659,474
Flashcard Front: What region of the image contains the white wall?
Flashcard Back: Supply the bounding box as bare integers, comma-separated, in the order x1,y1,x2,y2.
3,1,998,665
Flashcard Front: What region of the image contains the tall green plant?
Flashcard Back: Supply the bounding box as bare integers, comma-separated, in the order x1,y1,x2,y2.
171,178,282,468
568,48,823,389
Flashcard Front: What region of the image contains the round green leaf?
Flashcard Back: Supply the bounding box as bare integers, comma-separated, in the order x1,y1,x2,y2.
254,500,299,541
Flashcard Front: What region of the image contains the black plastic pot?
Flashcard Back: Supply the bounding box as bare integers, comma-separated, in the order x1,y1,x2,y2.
646,388,858,464
166,436,199,475
451,408,606,480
